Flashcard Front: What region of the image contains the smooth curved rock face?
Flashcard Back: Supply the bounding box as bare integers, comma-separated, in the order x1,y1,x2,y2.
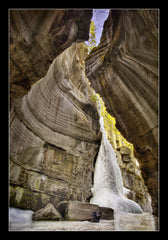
85,10,159,215
10,9,92,105
10,43,100,211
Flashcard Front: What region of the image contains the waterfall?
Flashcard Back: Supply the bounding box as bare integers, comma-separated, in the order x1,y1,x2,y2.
90,115,143,213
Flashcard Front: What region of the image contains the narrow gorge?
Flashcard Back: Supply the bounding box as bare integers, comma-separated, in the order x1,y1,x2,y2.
9,9,159,231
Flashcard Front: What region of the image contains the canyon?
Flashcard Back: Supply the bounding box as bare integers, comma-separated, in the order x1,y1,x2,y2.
9,9,159,230
85,10,159,216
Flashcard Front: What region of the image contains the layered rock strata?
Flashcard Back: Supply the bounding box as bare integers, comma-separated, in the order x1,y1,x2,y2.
10,9,92,106
85,10,159,215
9,9,156,217
10,43,100,211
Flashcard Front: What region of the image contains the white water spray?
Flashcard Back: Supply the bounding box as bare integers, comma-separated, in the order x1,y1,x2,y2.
90,114,143,213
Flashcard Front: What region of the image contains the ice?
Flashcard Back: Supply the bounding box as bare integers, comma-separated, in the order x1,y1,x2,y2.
9,207,34,230
90,116,143,213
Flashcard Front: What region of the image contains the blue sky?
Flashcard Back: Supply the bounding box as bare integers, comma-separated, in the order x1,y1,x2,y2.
86,9,110,46
92,9,110,45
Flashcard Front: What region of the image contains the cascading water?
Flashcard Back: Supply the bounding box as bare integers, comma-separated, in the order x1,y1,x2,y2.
90,114,143,213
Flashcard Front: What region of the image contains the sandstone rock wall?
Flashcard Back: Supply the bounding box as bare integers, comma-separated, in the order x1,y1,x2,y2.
9,9,157,216
85,10,159,215
10,9,92,106
10,43,100,211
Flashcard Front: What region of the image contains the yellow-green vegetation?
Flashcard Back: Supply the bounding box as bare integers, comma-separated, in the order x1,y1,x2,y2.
90,90,134,153
88,20,97,53
90,92,99,105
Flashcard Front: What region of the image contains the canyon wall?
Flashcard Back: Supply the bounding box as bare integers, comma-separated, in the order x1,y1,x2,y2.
10,9,92,106
10,42,100,211
85,10,159,215
10,9,101,210
9,9,158,215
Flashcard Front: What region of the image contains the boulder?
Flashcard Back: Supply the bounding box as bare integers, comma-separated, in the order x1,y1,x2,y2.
57,201,114,221
99,206,114,220
32,203,63,221
65,201,99,221
56,201,68,218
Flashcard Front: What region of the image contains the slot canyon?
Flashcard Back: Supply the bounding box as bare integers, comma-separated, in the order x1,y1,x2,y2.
9,9,159,231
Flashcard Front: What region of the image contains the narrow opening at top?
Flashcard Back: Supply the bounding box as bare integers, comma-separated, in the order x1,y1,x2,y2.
85,9,110,52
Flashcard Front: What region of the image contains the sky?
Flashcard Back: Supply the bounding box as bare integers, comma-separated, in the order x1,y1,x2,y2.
92,9,110,45
85,9,110,47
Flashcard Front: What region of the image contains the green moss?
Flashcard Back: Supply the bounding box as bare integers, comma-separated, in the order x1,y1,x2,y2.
90,93,99,104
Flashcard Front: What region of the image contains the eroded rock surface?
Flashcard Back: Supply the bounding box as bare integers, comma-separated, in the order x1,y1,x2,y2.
9,9,157,218
10,43,100,211
85,10,159,215
10,9,92,105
